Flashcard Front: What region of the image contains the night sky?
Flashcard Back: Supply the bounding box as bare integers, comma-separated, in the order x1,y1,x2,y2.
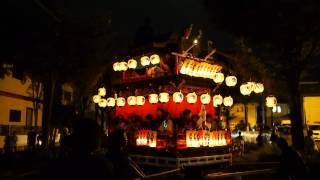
46,0,229,48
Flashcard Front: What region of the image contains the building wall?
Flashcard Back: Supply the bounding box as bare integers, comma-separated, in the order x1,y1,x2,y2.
0,73,43,134
303,96,320,125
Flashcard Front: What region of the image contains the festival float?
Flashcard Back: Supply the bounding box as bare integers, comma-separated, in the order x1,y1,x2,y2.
92,29,269,168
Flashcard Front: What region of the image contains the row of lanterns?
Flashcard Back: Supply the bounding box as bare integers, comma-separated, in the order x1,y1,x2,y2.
240,82,264,95
93,92,233,107
113,54,160,71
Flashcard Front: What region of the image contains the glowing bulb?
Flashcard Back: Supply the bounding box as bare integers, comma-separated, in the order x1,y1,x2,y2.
128,59,137,69
136,96,145,106
98,98,107,108
254,83,264,93
193,39,198,45
213,72,224,83
106,97,115,107
113,62,120,71
98,87,106,96
159,92,169,103
92,95,101,103
200,93,211,105
225,76,237,87
116,97,126,107
149,94,158,104
266,95,277,108
140,56,150,66
213,94,223,107
173,92,184,103
187,92,197,104
150,54,160,65
223,96,233,107
127,96,137,106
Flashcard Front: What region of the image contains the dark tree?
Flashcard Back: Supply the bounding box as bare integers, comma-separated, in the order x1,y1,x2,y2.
204,0,320,149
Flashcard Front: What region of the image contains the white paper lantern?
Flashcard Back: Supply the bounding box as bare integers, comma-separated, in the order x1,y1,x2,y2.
225,76,237,87
213,94,223,107
149,94,159,104
98,87,106,96
136,96,145,106
266,95,277,107
141,56,150,66
106,97,115,107
127,96,137,106
113,62,120,71
187,92,197,104
116,97,126,107
159,92,169,103
98,98,107,108
173,92,184,103
240,84,252,95
200,93,211,105
92,95,101,103
150,54,160,65
128,59,137,69
223,96,233,107
254,83,264,93
213,72,224,83
119,61,128,71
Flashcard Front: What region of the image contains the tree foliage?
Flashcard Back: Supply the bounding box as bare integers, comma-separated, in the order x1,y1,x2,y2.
204,0,320,149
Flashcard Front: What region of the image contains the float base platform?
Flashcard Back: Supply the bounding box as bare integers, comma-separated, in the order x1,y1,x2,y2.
129,146,232,168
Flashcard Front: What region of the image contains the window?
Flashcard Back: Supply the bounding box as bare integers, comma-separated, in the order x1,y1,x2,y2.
26,108,33,128
9,110,21,122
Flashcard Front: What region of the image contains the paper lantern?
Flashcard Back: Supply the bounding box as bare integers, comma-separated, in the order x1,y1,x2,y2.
92,95,101,103
116,97,126,107
213,94,223,107
98,98,107,108
150,54,160,65
187,92,197,104
200,93,211,105
159,92,169,103
136,96,145,106
247,82,256,92
173,92,184,103
149,94,159,104
266,95,277,107
225,76,237,87
119,61,128,71
113,62,120,71
127,96,137,106
240,84,252,95
213,72,224,83
223,96,233,107
140,56,150,66
254,83,264,93
106,97,115,107
128,59,137,69
98,87,106,96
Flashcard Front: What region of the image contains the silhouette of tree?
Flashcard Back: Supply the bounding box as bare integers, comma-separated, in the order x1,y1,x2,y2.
204,0,320,149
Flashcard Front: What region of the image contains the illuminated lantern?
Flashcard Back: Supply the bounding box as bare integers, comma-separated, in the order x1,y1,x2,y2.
116,97,126,107
136,96,145,106
113,62,120,71
127,96,137,106
159,92,169,103
200,93,211,105
98,87,106,96
149,94,159,104
225,76,237,87
247,82,256,92
213,72,224,83
266,95,277,107
213,94,223,107
240,84,252,95
223,96,233,107
128,59,137,69
254,83,264,93
173,91,184,103
119,61,128,71
98,98,107,108
150,54,160,65
92,95,101,103
106,97,115,107
140,56,150,66
187,92,197,104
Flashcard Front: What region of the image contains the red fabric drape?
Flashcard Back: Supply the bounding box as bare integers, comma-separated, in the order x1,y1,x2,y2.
115,97,215,120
